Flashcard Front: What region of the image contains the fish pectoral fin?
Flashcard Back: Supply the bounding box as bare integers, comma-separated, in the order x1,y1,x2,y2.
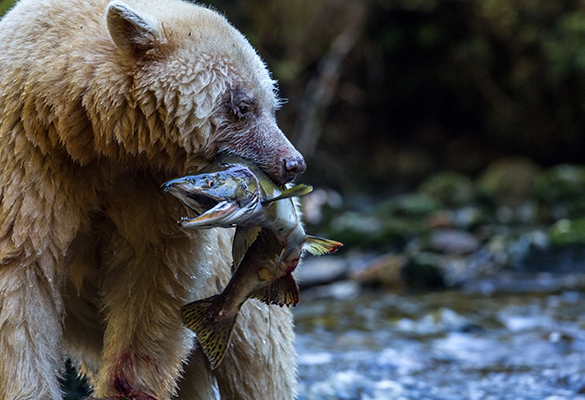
250,273,300,307
232,226,262,270
261,184,313,203
303,235,343,256
178,201,239,229
181,296,237,370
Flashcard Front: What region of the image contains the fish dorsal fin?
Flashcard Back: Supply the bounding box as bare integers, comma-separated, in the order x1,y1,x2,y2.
232,226,261,270
178,201,238,229
303,235,343,256
181,295,237,370
250,273,300,307
262,184,313,204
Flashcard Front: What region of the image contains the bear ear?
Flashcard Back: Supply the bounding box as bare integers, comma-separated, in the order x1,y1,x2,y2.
106,1,162,56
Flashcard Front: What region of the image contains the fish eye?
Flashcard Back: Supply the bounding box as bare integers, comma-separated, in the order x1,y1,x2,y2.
208,179,214,188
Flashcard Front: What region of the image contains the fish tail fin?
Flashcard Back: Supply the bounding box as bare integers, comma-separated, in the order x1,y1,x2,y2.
181,295,237,369
304,235,343,256
262,184,313,203
250,273,300,307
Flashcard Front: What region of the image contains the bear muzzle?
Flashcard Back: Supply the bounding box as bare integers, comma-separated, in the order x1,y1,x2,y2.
283,156,307,182
278,154,307,184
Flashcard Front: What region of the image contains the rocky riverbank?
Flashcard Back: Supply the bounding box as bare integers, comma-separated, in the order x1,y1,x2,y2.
298,159,585,297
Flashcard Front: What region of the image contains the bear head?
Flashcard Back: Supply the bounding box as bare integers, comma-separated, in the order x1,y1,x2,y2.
101,0,305,185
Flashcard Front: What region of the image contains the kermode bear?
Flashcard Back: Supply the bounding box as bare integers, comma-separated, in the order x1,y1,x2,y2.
0,0,306,399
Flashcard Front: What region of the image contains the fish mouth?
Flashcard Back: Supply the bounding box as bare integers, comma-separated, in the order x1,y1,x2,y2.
184,191,220,214
161,179,222,215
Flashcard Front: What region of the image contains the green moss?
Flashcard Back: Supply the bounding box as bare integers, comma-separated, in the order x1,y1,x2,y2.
374,193,444,218
533,165,585,220
419,171,475,208
534,165,585,203
549,218,585,247
477,158,540,206
326,209,428,250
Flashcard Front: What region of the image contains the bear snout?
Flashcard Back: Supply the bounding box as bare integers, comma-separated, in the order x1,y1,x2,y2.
281,155,307,183
284,156,306,175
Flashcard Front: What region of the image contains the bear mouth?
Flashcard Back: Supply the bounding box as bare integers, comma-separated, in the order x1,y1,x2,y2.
186,192,221,214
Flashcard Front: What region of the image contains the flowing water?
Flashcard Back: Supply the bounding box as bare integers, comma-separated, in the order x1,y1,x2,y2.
294,289,585,400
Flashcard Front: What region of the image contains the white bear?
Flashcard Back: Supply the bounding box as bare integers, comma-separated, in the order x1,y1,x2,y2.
0,0,304,398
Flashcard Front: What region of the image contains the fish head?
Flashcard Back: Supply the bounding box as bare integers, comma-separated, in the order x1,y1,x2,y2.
162,171,229,214
161,165,261,228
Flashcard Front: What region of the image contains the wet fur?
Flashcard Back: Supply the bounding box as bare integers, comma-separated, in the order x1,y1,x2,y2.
0,0,298,398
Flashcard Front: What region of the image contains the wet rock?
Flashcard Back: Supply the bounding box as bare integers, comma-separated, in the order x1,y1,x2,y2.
418,171,475,207
429,229,480,254
405,238,485,287
483,233,512,268
517,201,538,224
406,229,479,255
297,257,350,289
477,157,540,207
349,253,406,290
493,203,538,225
440,253,486,287
301,280,362,301
327,209,427,250
494,221,585,273
533,164,585,220
425,209,455,229
326,211,386,249
475,227,585,274
402,252,446,290
453,206,487,229
378,216,427,248
425,207,486,231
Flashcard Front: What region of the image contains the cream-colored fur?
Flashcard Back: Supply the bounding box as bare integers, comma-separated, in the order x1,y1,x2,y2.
0,0,300,399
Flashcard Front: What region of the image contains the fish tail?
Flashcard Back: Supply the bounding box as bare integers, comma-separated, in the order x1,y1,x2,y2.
304,235,343,256
250,273,300,307
181,295,237,370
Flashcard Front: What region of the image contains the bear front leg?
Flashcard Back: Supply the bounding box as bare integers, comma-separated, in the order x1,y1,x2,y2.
213,301,298,400
0,257,66,400
93,233,195,400
90,178,206,400
0,166,87,400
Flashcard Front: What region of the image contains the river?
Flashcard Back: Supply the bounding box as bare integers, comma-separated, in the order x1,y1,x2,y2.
294,290,585,400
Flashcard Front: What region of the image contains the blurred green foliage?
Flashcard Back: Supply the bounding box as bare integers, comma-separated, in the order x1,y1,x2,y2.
0,0,15,16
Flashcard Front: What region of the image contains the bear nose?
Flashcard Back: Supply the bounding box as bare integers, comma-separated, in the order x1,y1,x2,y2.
283,156,306,181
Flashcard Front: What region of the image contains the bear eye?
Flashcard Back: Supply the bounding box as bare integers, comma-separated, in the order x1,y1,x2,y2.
234,102,251,119
227,88,255,119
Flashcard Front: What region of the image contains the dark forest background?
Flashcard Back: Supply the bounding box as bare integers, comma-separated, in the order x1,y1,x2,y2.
204,0,585,199
2,0,585,197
